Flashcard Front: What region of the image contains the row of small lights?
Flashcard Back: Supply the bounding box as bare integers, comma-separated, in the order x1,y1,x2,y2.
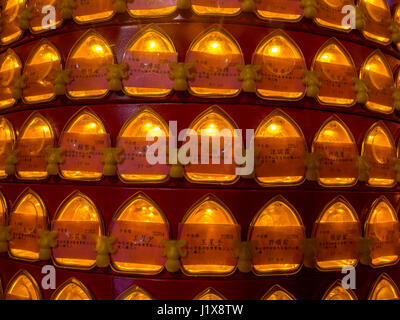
2,0,399,48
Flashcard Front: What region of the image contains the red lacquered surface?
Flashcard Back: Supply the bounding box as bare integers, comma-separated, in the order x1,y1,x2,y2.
1,4,400,300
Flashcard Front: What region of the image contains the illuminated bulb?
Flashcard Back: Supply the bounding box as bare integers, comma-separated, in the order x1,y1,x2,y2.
117,109,170,182
206,124,216,133
187,29,243,97
16,115,54,179
368,64,377,71
122,28,177,97
254,32,307,100
321,54,329,60
363,124,396,186
22,42,61,103
44,53,56,61
250,197,305,275
52,278,93,300
270,46,279,54
66,33,114,98
53,193,101,268
314,198,359,270
181,197,237,275
110,194,169,273
255,111,307,186
266,123,283,134
269,124,278,132
186,107,238,183
9,191,47,260
323,129,334,137
5,270,41,300
92,46,103,53
89,123,96,128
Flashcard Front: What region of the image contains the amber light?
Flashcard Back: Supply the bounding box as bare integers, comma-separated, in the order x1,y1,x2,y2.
312,116,358,186
0,191,7,226
16,113,55,180
0,0,26,45
360,0,391,44
180,195,239,275
249,196,305,275
394,5,400,51
110,193,169,274
360,51,394,114
60,109,110,181
191,0,241,16
22,40,61,103
262,285,296,300
73,0,114,24
194,288,226,300
52,278,93,300
127,0,177,17
52,192,103,269
368,273,400,300
255,0,303,21
0,117,15,179
5,270,42,300
362,122,396,187
186,28,243,97
185,106,238,184
0,49,21,109
313,196,360,271
365,197,399,267
8,189,48,261
394,67,400,105
313,39,356,106
255,109,306,186
122,26,177,97
253,30,306,100
322,280,357,300
118,108,169,182
66,32,114,99
117,285,154,300
314,0,355,31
